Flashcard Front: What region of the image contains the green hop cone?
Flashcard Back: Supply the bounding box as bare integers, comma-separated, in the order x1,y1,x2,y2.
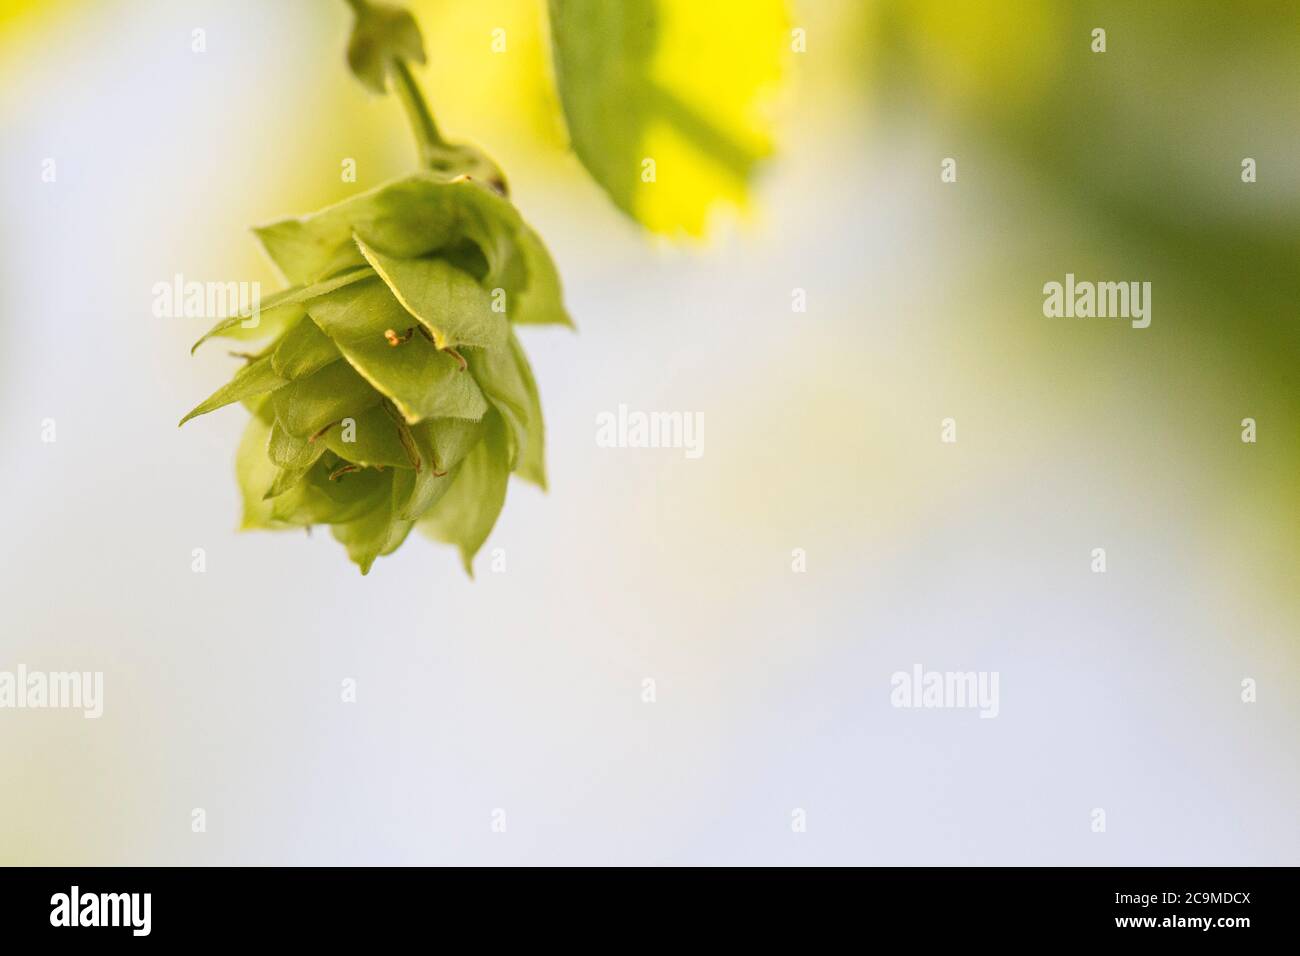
183,0,574,574
182,174,571,575
180,2,571,575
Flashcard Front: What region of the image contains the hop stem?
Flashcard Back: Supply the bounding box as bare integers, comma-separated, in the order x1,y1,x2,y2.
343,0,448,164
391,59,448,159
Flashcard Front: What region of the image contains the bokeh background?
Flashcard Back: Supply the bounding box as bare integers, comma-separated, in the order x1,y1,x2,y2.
1,0,1297,864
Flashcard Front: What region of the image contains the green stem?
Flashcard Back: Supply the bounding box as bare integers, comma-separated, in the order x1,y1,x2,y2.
391,59,447,158
343,0,446,163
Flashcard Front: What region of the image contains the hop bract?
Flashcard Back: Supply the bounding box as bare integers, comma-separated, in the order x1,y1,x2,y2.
181,173,571,574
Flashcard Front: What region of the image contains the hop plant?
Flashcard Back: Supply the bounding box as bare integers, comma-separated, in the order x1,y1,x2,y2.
179,0,571,575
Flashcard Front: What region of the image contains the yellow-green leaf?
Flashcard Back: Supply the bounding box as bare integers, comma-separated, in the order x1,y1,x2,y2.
304,278,488,423
179,354,286,426
417,410,510,575
463,331,545,488
269,456,390,527
189,267,373,353
330,471,416,575
322,405,419,469
236,398,290,530
548,0,786,235
354,237,506,350
272,315,342,380
271,360,382,438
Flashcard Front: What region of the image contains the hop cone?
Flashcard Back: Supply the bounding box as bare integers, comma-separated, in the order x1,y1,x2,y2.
180,174,571,574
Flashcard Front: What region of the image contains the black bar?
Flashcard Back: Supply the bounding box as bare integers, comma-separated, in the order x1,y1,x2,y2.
0,867,1288,942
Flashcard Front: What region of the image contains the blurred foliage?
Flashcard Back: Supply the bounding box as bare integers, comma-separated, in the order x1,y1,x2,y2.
1,0,791,238
548,0,787,235
868,0,1300,583
0,0,77,84
873,0,1300,328
870,0,1300,411
409,0,569,153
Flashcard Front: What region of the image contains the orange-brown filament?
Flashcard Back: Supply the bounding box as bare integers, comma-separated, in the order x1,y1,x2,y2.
443,346,468,371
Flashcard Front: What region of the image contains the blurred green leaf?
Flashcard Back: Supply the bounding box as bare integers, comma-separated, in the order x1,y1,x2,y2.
236,397,289,530
548,0,785,235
